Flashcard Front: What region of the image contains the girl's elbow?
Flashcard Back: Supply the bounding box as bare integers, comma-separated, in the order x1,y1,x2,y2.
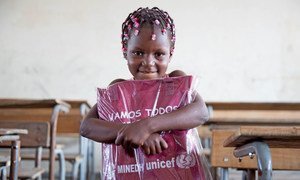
80,119,90,138
200,115,209,124
198,108,209,124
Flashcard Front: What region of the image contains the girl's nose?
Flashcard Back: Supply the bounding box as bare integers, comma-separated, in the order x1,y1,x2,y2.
142,55,155,65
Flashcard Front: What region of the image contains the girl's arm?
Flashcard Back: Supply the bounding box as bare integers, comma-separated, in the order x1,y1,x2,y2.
80,104,124,143
115,93,209,147
80,104,168,154
80,78,127,143
115,70,209,147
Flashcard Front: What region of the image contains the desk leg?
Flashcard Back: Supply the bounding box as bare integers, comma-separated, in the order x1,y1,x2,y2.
10,140,20,180
80,136,88,180
0,166,7,180
55,148,66,180
220,168,229,180
234,142,272,180
87,139,96,180
242,170,255,180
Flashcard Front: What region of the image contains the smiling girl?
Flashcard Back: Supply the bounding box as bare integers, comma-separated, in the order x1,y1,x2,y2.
80,7,210,179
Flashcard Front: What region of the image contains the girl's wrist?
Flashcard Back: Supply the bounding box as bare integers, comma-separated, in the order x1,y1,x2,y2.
144,117,157,134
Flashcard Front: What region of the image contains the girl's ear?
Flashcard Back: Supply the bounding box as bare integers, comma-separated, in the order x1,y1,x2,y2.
169,52,173,60
169,47,174,59
123,53,128,60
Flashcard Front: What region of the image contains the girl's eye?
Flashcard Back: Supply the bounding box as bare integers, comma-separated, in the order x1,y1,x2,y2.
132,51,144,56
155,52,165,58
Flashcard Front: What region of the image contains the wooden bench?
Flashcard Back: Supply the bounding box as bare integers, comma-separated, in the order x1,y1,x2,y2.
0,99,70,180
0,122,49,180
203,102,300,180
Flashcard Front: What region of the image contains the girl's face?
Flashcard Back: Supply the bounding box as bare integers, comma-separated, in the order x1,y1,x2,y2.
125,25,172,80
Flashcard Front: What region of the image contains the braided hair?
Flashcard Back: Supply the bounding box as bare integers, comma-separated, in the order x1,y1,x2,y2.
121,7,176,57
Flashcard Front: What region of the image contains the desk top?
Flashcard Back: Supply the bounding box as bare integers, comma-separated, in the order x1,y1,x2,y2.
206,102,300,110
0,99,71,109
206,117,300,125
223,126,300,148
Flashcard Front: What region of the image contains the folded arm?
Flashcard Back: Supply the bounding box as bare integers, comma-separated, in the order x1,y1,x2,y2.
80,104,123,143
115,93,209,147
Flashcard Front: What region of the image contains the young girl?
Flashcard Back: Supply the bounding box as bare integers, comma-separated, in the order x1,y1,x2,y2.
80,7,210,179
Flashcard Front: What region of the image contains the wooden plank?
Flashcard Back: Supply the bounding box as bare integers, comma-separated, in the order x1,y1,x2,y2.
211,129,300,170
0,100,91,134
57,109,82,134
210,110,300,120
0,122,50,147
205,109,300,125
0,108,71,134
0,129,28,135
57,100,91,134
223,126,300,148
206,102,300,110
0,135,19,142
0,99,70,109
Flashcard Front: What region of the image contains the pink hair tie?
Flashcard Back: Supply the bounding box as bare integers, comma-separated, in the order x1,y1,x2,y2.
134,29,139,36
151,34,156,40
134,22,139,28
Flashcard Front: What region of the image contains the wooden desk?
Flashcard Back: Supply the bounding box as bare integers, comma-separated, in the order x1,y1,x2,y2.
224,126,300,148
204,102,300,180
0,99,93,180
0,99,70,180
0,128,28,180
221,126,300,180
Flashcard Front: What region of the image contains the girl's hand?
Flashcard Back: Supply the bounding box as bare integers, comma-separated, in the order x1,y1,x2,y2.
115,120,152,148
142,133,168,155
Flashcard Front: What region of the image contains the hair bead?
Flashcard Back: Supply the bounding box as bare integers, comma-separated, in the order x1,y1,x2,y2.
134,29,139,36
155,19,160,25
151,34,156,40
134,22,139,28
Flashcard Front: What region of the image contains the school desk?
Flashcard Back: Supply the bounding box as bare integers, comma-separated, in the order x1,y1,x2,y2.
204,102,300,180
0,99,70,180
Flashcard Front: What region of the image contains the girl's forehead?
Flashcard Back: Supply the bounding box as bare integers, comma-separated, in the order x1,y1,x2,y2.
128,26,171,48
128,27,171,49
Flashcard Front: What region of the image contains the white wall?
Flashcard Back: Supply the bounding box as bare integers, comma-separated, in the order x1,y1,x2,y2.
1,0,300,104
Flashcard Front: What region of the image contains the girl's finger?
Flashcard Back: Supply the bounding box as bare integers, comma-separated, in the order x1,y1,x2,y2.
143,145,150,155
155,141,162,154
115,135,123,145
150,144,156,155
160,139,168,149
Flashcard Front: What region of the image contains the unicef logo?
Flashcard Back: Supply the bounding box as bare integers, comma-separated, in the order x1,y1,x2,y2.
176,153,196,169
